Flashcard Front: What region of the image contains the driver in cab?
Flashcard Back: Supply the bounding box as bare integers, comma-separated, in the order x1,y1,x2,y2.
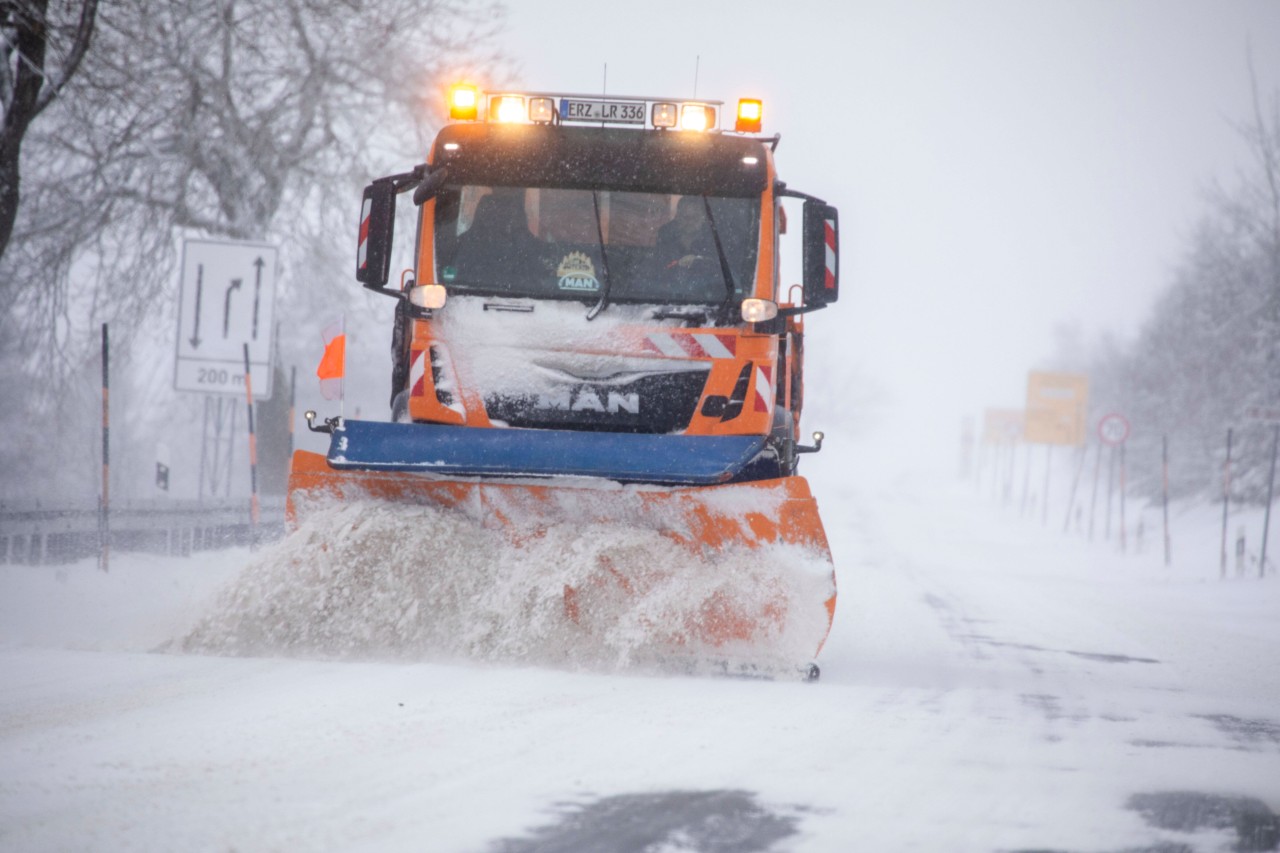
653,195,716,273
454,189,548,288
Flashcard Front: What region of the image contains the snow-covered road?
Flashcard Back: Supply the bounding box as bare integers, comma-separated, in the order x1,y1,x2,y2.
3,459,1278,852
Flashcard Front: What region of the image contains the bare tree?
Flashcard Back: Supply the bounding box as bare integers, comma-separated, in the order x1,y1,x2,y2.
5,0,504,381
0,0,507,501
0,0,97,258
1070,79,1280,502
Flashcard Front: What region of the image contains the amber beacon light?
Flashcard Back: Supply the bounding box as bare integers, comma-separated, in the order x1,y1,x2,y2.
448,84,479,120
735,98,763,133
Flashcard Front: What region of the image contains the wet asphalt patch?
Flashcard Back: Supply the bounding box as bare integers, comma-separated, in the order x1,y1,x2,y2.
965,635,1161,665
1009,793,1280,853
492,789,1280,853
1127,792,1280,852
489,789,798,853
1193,715,1280,749
1008,840,1198,845
1130,715,1280,753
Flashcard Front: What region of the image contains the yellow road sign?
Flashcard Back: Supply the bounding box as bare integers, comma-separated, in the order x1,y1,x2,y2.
1024,371,1089,446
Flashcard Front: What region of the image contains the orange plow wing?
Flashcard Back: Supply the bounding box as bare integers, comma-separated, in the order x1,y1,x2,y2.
287,450,836,672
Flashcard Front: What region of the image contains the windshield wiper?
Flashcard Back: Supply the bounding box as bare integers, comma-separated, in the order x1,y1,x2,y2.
586,190,614,321
700,196,737,308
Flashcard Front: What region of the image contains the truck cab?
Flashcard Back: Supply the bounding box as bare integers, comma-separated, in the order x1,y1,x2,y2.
354,88,840,485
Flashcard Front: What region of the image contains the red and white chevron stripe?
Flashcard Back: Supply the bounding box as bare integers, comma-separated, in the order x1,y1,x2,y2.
824,218,837,291
643,332,737,359
357,197,372,272
754,365,773,413
409,348,427,396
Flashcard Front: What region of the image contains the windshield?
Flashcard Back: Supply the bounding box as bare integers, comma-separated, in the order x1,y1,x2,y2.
433,185,760,306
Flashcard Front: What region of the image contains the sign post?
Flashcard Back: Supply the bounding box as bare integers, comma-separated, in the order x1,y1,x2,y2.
1088,442,1102,541
243,344,260,548
1221,427,1233,578
1063,444,1087,534
1248,408,1280,579
1024,372,1089,525
1161,435,1171,566
1097,413,1130,550
1261,425,1277,578
983,409,1024,503
99,323,110,573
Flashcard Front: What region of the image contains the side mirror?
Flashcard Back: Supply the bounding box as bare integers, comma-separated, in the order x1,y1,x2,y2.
802,201,839,307
356,181,396,286
412,167,449,206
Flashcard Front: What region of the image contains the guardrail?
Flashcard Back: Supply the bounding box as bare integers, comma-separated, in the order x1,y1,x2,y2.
0,497,287,566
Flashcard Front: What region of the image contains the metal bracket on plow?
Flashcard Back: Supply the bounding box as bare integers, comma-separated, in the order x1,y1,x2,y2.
795,430,825,455
304,411,342,435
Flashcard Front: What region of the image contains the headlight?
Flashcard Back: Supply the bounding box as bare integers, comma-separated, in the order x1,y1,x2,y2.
410,284,447,310
740,298,778,323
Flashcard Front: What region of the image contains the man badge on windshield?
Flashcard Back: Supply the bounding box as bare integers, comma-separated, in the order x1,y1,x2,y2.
556,251,600,292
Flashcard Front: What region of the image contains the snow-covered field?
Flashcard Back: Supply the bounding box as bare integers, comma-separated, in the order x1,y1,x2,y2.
2,447,1278,852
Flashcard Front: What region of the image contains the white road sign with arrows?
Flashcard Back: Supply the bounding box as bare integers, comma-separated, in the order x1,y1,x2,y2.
174,239,277,398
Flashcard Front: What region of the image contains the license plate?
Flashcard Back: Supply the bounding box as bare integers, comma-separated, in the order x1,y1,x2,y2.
559,98,647,125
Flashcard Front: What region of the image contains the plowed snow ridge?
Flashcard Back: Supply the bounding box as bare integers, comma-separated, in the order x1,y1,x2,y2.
183,498,832,672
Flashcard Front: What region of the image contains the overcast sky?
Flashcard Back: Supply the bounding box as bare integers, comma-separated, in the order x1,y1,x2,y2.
495,0,1280,467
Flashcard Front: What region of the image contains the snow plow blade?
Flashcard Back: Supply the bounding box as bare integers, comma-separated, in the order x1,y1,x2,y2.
325,419,769,485
287,448,837,668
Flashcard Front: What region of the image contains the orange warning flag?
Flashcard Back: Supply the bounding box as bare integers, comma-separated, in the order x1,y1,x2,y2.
316,318,345,401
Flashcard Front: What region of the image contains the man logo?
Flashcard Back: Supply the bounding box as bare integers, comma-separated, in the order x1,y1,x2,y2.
535,387,639,414
556,251,600,292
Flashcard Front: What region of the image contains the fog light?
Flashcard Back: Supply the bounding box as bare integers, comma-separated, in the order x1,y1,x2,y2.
740,298,778,323
491,95,525,123
680,103,715,131
529,97,555,123
652,102,678,128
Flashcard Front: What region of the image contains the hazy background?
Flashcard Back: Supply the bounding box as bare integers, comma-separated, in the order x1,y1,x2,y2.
493,0,1280,470
3,0,1278,502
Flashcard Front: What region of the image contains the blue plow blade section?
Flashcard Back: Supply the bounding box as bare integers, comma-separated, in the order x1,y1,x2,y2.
326,419,769,486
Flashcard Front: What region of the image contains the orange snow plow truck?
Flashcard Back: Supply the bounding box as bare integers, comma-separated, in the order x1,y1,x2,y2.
288,87,841,678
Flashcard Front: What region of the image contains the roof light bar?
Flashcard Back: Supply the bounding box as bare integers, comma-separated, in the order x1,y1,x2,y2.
445,89,730,131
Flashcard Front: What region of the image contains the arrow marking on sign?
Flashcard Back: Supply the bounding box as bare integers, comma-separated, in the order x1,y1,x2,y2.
189,264,204,349
252,257,264,340
223,278,242,338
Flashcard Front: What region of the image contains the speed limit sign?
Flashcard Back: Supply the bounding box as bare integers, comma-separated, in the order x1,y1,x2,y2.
1098,413,1130,445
